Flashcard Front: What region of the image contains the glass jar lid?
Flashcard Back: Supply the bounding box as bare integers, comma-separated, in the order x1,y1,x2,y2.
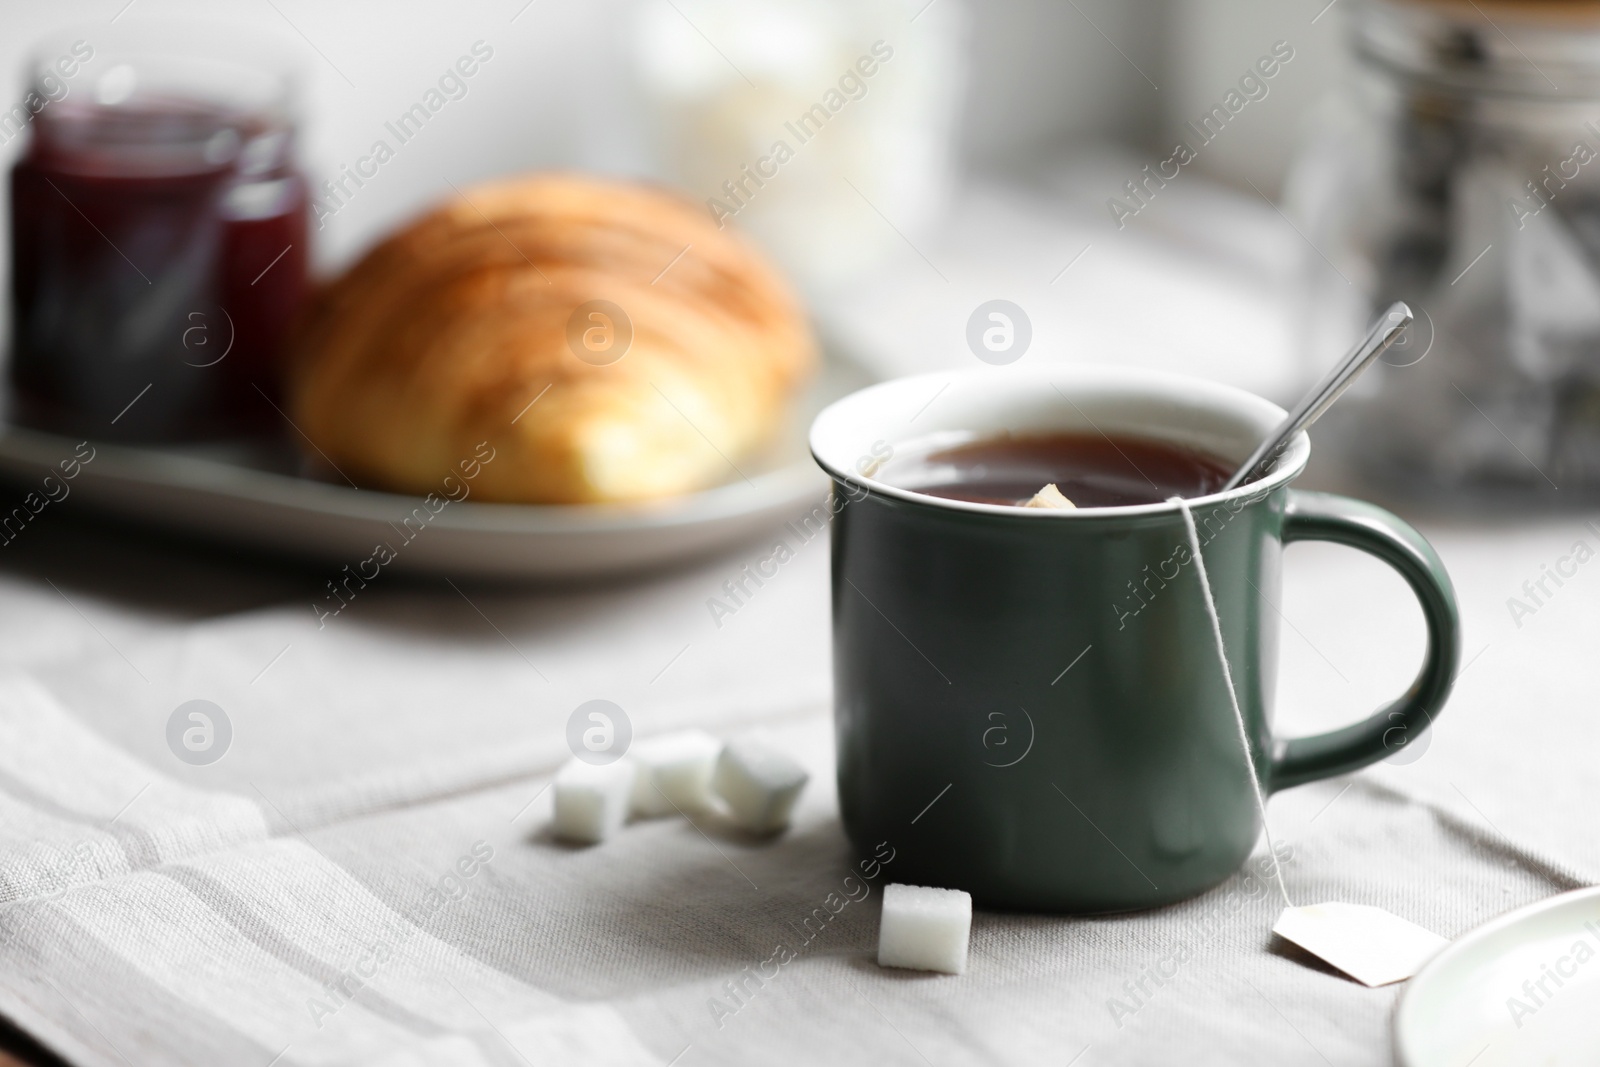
1352,0,1600,98
24,23,302,178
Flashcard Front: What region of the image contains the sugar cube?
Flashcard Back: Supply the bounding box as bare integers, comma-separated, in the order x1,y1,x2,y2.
710,738,808,834
1024,483,1075,509
551,758,636,844
630,730,722,817
877,883,972,975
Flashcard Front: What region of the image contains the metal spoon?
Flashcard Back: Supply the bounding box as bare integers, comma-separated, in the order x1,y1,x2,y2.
1220,301,1414,492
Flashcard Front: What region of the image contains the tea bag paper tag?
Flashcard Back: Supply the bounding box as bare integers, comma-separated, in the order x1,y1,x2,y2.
1172,497,1451,988
1272,902,1449,987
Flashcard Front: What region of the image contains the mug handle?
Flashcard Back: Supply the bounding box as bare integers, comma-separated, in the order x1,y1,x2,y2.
1267,490,1462,792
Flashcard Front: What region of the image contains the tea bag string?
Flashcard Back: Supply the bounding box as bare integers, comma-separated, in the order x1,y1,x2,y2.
1171,496,1294,909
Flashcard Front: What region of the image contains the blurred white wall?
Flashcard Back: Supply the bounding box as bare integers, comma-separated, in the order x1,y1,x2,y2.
0,0,646,272
1160,0,1345,193
0,0,1340,277
959,0,1164,168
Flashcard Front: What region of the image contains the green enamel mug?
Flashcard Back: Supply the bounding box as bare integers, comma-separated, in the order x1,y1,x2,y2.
810,365,1460,912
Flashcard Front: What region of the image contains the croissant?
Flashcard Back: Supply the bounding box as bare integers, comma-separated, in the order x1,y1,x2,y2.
286,173,817,504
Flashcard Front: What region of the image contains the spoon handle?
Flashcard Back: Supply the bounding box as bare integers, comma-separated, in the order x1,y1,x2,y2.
1220,301,1414,492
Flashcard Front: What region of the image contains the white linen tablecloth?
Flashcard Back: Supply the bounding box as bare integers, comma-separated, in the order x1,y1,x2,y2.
0,491,1596,1067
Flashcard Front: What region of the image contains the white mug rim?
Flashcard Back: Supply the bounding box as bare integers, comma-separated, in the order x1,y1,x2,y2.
808,364,1310,520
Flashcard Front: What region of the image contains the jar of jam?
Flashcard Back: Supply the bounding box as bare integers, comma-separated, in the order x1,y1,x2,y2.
8,26,310,441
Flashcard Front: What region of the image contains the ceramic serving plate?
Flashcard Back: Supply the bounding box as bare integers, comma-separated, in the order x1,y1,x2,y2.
1394,886,1600,1066
0,345,874,580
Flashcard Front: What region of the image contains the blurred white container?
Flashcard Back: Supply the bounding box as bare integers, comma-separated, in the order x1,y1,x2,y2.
632,0,965,290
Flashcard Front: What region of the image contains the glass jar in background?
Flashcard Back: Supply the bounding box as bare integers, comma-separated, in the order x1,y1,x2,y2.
631,0,965,293
9,25,309,442
1290,0,1600,505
